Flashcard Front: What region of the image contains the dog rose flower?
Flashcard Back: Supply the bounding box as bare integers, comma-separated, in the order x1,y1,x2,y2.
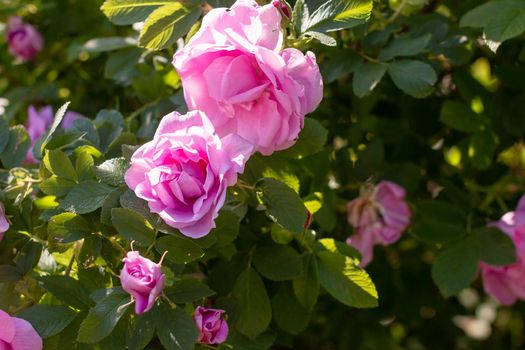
173,0,323,155
120,251,165,315
346,181,411,266
480,195,525,305
6,17,44,61
0,203,8,242
193,306,229,345
0,309,42,350
125,110,253,238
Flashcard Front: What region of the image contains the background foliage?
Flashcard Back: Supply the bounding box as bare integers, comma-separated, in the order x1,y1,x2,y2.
1,0,525,349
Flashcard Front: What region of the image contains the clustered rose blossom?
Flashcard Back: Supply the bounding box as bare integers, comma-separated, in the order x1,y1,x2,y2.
6,17,43,61
125,110,252,238
173,0,322,155
193,306,229,345
25,105,84,163
120,251,165,315
0,202,8,242
480,195,525,305
346,181,411,266
0,308,42,350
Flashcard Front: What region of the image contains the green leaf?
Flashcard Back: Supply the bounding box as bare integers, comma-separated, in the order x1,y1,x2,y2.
244,154,300,193
315,238,362,260
44,149,78,182
272,285,310,335
256,178,307,234
253,245,303,281
40,177,76,197
378,33,432,61
139,3,201,50
40,102,71,154
484,2,525,43
82,37,136,52
270,223,294,245
101,0,172,25
155,305,199,350
232,268,272,339
293,254,320,310
316,250,378,308
166,277,215,303
15,305,77,339
352,62,387,98
431,237,479,297
279,118,328,159
0,118,9,155
39,275,92,309
321,49,361,83
474,227,517,266
48,212,92,243
75,150,95,181
60,181,114,214
299,0,373,34
155,235,204,264
411,221,466,244
77,289,131,343
439,101,485,133
303,31,337,46
0,126,30,168
387,60,437,98
229,331,276,350
211,210,240,247
111,208,155,246
127,311,156,350
460,1,502,28
94,157,129,187
105,47,143,83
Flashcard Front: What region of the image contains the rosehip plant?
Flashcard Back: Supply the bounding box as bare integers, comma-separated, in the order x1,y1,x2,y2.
1,0,525,349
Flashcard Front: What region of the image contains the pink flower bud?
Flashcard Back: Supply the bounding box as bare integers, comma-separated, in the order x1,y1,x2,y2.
272,0,291,18
0,309,42,350
193,306,229,345
120,251,165,314
7,17,43,61
0,203,8,242
346,181,411,266
480,196,525,305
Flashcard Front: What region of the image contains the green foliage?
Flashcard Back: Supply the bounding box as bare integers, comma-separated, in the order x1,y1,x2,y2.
2,0,525,349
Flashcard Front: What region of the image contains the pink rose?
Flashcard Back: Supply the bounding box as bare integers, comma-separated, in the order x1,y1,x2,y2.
120,251,165,315
25,105,53,163
193,306,229,345
125,110,253,237
346,181,411,266
0,309,42,350
172,0,323,155
25,106,85,163
480,196,525,305
6,17,43,61
0,203,8,242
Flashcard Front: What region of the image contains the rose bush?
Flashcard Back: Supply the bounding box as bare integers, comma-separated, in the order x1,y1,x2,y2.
1,0,525,349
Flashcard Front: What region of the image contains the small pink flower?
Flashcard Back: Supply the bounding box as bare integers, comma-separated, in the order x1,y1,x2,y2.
480,196,525,305
346,181,411,266
0,202,8,242
125,110,253,238
120,251,165,315
193,306,229,345
6,17,43,61
272,0,291,18
25,105,53,163
172,0,323,155
0,309,42,350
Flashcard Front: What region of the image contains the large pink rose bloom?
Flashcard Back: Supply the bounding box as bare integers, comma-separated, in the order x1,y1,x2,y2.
0,203,8,242
125,110,253,238
0,309,42,350
6,17,43,62
346,181,411,266
120,251,165,314
480,196,525,305
193,306,229,345
172,0,323,155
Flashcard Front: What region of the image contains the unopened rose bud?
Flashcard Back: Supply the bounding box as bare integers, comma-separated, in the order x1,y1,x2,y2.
193,306,229,345
120,251,165,314
272,0,291,18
